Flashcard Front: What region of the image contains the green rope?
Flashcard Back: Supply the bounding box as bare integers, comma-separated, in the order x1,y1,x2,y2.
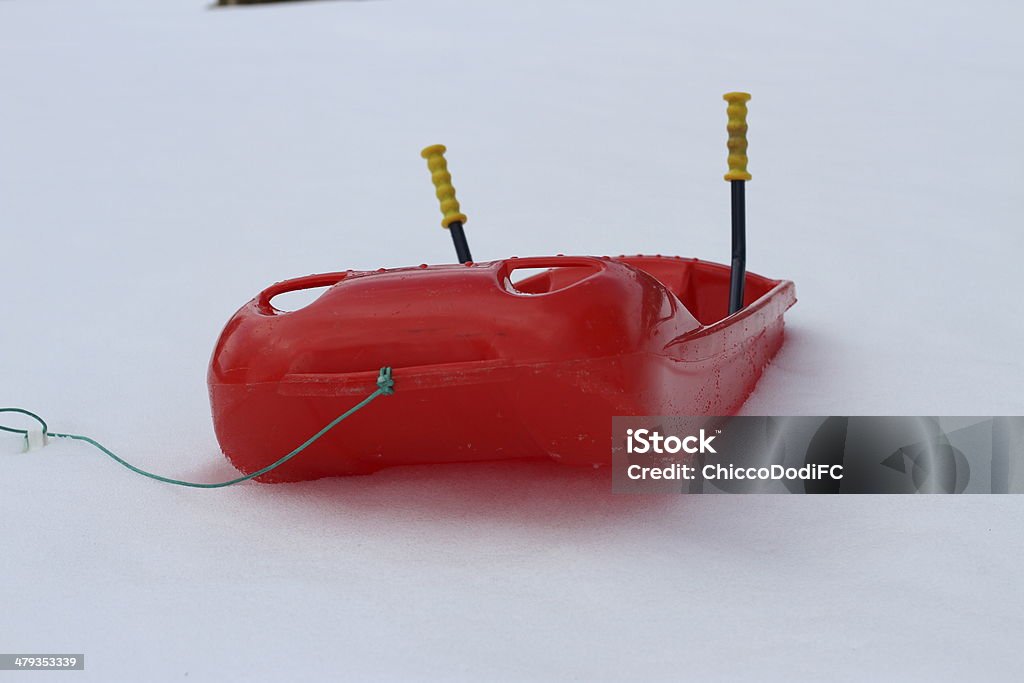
0,366,395,488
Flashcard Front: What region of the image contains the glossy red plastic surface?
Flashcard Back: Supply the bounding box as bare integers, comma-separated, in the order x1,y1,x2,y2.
208,256,795,481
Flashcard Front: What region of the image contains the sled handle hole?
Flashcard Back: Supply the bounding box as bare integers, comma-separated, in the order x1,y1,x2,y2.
257,273,349,314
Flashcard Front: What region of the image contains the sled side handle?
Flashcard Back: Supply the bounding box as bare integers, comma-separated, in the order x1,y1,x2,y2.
257,272,350,315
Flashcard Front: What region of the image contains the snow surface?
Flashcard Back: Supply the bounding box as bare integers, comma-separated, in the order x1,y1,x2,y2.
1,0,1023,680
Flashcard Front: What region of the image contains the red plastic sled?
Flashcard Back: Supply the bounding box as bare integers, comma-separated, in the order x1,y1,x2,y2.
208,255,795,481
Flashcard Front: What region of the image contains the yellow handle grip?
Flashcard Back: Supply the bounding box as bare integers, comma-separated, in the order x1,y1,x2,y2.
420,144,468,229
723,92,752,181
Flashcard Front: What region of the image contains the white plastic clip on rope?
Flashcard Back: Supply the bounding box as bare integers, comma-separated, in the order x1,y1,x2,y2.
24,429,47,452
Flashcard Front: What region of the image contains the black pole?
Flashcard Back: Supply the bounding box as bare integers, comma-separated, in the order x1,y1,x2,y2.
420,145,474,265
728,180,746,315
723,91,751,315
449,221,473,264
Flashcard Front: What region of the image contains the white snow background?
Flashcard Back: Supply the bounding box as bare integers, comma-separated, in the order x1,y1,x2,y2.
1,0,1022,680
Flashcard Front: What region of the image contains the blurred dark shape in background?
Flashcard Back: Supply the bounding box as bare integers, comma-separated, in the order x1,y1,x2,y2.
217,0,335,6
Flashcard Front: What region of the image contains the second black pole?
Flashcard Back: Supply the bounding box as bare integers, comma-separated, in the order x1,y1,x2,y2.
728,180,746,315
448,221,473,264
723,91,752,316
421,144,473,264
